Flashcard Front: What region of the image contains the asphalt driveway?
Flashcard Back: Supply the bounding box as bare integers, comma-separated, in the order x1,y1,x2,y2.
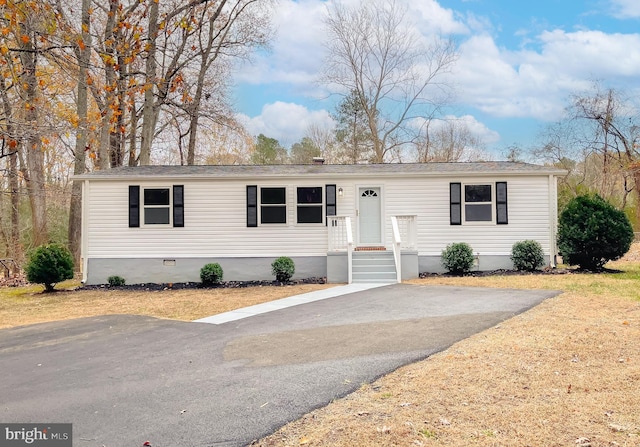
0,284,559,446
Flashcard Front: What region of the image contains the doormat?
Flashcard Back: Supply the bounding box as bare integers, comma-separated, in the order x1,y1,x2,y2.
354,246,387,251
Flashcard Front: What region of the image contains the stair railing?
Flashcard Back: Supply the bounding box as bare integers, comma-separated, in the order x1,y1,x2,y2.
345,216,353,284
390,216,402,283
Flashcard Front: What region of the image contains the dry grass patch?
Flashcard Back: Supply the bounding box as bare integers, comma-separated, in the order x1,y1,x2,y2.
257,262,640,447
0,282,334,329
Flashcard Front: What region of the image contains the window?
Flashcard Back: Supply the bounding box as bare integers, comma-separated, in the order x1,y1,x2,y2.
129,185,184,227
297,187,323,223
261,187,286,224
449,182,508,225
144,188,171,224
464,184,492,222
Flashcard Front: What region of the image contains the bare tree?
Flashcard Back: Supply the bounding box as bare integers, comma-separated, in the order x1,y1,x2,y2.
323,0,457,163
139,0,271,166
305,123,338,163
183,0,270,165
414,119,485,162
537,84,640,214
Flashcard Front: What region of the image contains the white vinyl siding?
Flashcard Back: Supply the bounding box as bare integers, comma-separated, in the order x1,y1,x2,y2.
384,175,552,256
84,174,555,260
85,180,332,258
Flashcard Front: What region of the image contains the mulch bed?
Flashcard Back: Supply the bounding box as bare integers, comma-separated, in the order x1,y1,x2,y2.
79,277,328,291
419,266,621,278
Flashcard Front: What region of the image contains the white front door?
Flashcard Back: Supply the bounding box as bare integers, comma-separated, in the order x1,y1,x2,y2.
358,187,382,245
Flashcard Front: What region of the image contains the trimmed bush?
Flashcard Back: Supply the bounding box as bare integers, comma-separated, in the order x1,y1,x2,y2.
108,275,126,287
511,240,545,271
272,256,295,282
25,243,74,292
557,194,634,270
200,263,224,286
441,242,474,275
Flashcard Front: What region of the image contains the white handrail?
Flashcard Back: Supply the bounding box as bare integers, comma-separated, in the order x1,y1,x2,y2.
345,216,353,284
390,216,402,283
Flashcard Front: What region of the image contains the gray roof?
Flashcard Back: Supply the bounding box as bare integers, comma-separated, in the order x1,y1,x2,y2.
73,162,567,181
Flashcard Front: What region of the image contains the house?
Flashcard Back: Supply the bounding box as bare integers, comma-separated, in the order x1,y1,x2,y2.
74,162,566,285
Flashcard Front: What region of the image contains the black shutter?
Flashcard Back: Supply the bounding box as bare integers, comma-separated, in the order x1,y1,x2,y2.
173,185,184,227
247,185,257,227
450,183,461,225
496,182,508,224
325,184,336,225
129,185,140,228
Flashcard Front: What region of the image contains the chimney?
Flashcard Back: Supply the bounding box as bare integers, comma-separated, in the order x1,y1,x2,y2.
312,157,325,165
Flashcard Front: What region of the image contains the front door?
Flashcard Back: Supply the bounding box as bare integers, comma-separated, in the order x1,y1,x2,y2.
358,187,382,245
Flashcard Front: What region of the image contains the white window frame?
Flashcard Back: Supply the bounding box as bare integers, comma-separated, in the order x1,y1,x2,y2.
142,187,172,227
296,186,324,225
462,183,495,225
260,186,288,225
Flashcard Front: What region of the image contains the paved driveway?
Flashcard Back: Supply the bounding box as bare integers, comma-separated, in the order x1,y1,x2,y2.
0,284,559,446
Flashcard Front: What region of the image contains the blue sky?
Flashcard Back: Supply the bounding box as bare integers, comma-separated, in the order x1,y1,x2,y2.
232,0,640,158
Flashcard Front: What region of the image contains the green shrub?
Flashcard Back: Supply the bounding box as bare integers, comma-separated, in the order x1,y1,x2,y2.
511,240,545,271
557,194,634,270
25,243,74,292
441,242,474,275
271,256,295,282
108,275,126,287
200,263,224,286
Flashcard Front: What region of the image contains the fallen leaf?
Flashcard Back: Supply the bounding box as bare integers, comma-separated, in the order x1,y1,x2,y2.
608,423,627,432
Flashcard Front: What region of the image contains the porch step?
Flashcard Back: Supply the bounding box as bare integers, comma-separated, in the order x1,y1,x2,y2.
352,251,397,283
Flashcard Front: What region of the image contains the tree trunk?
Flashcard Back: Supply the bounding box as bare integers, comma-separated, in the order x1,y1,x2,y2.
69,0,91,270
9,148,20,261
139,0,159,166
128,106,139,166
0,74,22,261
19,26,48,247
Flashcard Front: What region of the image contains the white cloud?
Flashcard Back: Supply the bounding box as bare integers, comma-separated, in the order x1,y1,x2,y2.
450,115,501,144
610,0,640,18
235,0,328,97
408,0,468,35
235,0,468,95
233,0,640,149
453,29,640,121
236,102,335,146
411,114,500,145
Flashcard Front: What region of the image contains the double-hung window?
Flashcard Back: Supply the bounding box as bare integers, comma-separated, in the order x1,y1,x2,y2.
450,182,508,225
144,188,171,225
464,184,492,222
297,187,323,224
260,187,287,224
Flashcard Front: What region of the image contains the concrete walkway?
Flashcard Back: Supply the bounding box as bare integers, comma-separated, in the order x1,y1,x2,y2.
195,282,391,324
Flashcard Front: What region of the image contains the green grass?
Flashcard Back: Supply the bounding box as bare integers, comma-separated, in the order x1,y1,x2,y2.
419,429,438,439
